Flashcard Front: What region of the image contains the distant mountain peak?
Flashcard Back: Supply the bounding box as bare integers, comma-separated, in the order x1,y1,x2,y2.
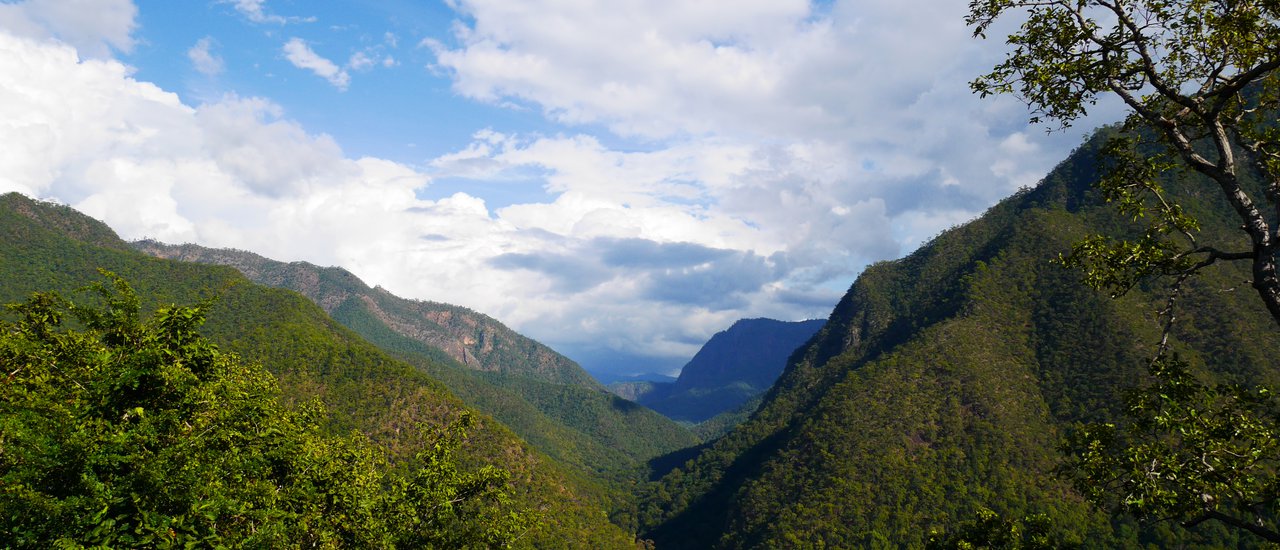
617,317,826,424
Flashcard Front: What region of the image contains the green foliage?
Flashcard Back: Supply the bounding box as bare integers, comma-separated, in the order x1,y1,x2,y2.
968,0,1280,130
1057,136,1207,298
969,0,1280,322
0,272,523,548
1060,355,1280,542
926,508,1066,550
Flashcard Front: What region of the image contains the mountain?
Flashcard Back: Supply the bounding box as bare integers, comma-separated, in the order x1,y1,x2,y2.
130,239,699,484
132,241,598,388
0,192,642,548
616,318,824,423
635,129,1280,548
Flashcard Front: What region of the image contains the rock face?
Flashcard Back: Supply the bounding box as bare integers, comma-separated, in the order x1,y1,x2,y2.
613,318,825,423
132,240,601,388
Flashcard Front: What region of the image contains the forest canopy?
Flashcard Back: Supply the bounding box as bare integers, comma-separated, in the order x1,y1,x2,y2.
0,272,525,548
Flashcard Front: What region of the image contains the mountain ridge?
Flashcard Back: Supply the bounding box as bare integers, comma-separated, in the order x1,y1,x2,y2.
132,239,601,388
636,128,1280,548
130,237,700,484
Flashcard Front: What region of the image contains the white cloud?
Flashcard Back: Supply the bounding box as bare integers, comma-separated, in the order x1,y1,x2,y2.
0,0,137,57
229,0,313,25
0,30,807,369
347,51,374,71
0,0,1135,375
231,0,279,23
283,37,350,90
187,36,224,76
428,0,1123,203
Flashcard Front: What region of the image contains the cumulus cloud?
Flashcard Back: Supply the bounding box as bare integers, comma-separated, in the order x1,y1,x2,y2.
426,0,1129,214
347,51,375,71
187,36,224,76
0,30,801,370
283,37,349,90
0,0,136,57
0,0,1133,375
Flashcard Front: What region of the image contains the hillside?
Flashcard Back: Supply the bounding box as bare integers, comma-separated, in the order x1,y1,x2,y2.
615,318,824,423
131,239,699,481
635,129,1280,548
0,192,642,548
132,241,599,387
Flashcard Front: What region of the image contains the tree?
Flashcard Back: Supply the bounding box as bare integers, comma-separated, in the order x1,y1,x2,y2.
968,0,1280,542
1060,355,1280,542
0,271,526,548
968,0,1280,326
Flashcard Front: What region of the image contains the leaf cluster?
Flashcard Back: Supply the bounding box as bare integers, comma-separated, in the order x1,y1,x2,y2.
926,508,1065,550
0,272,525,548
1057,135,1207,298
1059,355,1280,541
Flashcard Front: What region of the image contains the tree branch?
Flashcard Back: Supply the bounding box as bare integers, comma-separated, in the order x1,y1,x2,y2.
1184,509,1280,542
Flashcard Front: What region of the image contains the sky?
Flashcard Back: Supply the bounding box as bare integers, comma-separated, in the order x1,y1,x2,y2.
0,0,1121,377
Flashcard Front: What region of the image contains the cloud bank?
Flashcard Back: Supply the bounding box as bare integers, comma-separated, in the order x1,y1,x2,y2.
0,0,1121,375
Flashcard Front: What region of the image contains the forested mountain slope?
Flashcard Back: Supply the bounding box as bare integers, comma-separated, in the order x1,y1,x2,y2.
615,318,825,423
131,240,699,480
132,241,598,387
636,130,1280,548
0,192,641,548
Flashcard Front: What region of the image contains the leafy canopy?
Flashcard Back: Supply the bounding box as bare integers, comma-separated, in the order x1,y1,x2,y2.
0,271,525,548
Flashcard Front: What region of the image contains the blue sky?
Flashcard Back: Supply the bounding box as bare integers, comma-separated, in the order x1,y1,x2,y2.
131,1,541,164
0,0,1120,376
